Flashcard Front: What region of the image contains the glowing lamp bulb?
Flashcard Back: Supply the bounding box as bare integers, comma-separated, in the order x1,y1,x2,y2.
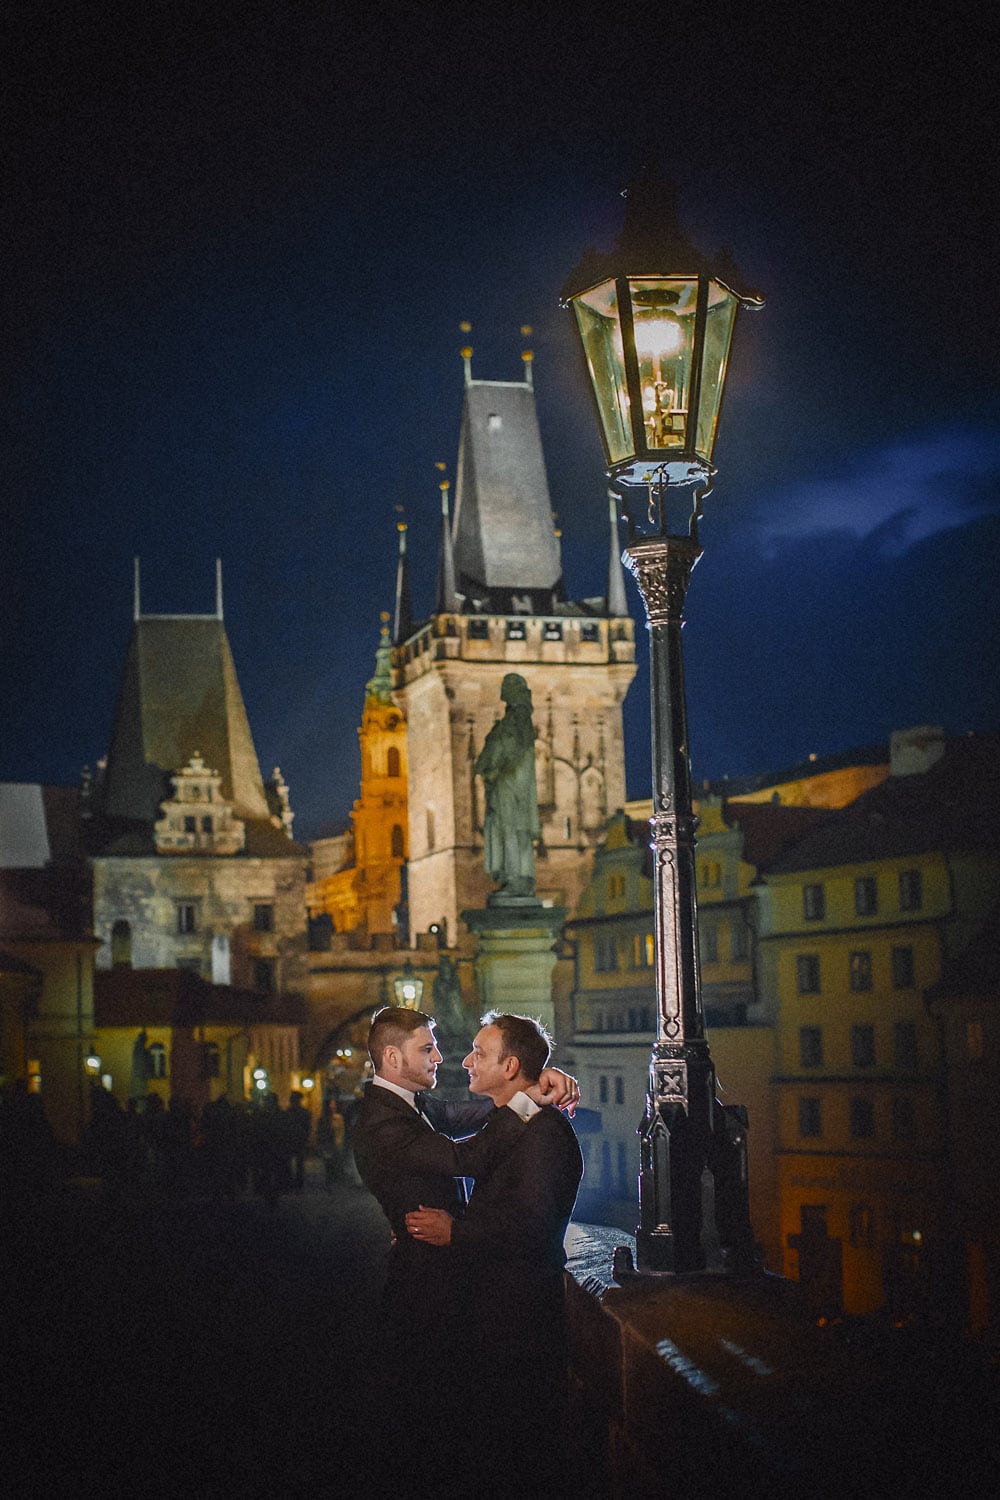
634,314,683,361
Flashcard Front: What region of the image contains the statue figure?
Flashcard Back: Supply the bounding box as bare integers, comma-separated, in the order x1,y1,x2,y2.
431,953,467,1040
475,673,540,899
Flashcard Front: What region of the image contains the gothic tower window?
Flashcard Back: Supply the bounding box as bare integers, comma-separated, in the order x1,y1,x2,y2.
387,747,401,779
111,919,132,967
391,824,405,859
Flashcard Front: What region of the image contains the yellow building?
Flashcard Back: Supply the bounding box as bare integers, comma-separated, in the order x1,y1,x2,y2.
308,619,408,938
752,729,1000,1318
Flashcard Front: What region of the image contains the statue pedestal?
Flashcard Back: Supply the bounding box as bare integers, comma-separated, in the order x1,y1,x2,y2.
462,899,567,1031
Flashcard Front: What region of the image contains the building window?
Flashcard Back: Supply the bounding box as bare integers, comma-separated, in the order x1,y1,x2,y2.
700,861,722,888
899,868,923,912
608,873,626,900
253,904,274,933
391,823,405,859
599,1075,609,1105
467,617,489,640
849,951,872,991
854,876,878,916
799,1097,822,1137
891,945,915,989
387,746,401,778
803,883,825,921
891,1096,915,1140
506,620,526,641
796,954,821,994
176,903,197,935
201,815,213,833
614,1077,625,1106
254,958,276,995
799,1026,823,1068
849,1204,875,1249
700,922,718,963
851,1024,876,1068
731,922,750,960
850,1097,875,1138
542,621,563,641
201,1041,221,1079
148,1042,167,1078
594,935,618,973
631,932,652,968
184,816,197,834
111,919,132,968
894,1020,918,1072
580,622,600,643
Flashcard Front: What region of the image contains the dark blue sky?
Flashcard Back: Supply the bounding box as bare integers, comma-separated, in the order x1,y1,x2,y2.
4,5,999,837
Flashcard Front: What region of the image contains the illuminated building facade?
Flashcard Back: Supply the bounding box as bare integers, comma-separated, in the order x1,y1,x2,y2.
86,574,309,1103
392,351,637,943
307,620,408,938
755,728,1000,1317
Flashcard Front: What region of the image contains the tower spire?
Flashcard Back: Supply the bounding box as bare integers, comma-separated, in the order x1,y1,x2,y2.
460,320,473,386
435,478,457,613
606,490,629,616
133,557,141,621
215,558,224,619
393,522,413,645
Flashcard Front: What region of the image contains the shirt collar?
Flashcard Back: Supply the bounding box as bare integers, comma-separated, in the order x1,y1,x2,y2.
372,1075,420,1111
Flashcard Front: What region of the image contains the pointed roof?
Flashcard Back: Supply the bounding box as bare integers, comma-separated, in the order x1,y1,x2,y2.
365,619,394,705
451,377,563,601
435,481,457,613
101,616,272,826
393,524,413,645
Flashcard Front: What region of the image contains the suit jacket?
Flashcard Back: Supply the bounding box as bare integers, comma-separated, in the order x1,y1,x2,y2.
450,1104,583,1281
353,1082,528,1359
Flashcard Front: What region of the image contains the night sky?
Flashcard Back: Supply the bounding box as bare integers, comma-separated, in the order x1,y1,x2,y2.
5,5,999,838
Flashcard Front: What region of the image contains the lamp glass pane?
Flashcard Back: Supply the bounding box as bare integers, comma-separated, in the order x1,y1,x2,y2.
694,284,739,460
628,279,697,452
571,280,631,464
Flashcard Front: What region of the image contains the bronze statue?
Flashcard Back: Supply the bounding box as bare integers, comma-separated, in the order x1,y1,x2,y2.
475,673,539,898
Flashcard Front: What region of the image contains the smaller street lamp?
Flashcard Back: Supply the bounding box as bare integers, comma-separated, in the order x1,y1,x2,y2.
393,960,424,1009
562,169,762,1276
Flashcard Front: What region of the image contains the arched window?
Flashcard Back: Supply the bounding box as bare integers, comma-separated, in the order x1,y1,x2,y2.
387,746,401,779
391,823,405,859
111,919,132,968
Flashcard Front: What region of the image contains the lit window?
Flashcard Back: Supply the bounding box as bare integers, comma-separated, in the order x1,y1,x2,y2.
148,1042,167,1078
899,869,923,912
631,932,652,968
849,951,872,991
803,883,825,921
797,954,820,994
854,877,877,916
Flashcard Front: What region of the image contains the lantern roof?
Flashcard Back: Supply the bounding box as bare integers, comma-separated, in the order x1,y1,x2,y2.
561,167,762,307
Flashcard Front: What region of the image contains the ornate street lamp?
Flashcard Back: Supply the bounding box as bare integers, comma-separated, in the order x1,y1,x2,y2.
562,170,762,1275
393,959,424,1009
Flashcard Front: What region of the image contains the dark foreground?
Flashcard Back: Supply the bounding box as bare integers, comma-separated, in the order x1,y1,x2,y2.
1,1164,390,1497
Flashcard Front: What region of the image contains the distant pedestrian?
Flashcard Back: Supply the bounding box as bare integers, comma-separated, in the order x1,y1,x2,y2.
284,1090,312,1193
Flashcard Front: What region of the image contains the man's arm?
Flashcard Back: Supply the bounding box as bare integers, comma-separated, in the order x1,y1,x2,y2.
355,1098,525,1184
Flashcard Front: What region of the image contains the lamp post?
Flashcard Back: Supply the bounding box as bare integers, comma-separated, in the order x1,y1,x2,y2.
562,171,763,1275
393,959,424,1010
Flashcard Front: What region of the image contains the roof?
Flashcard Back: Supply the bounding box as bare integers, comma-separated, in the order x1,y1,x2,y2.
725,803,836,871
101,616,272,825
0,784,85,868
0,785,93,941
94,966,306,1028
0,866,93,942
451,379,563,602
756,734,1000,874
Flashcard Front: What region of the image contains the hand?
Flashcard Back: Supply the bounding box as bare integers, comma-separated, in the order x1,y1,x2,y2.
406,1206,454,1246
530,1068,580,1117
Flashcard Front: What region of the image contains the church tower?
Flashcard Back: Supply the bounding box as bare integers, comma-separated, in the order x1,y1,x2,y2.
393,344,637,943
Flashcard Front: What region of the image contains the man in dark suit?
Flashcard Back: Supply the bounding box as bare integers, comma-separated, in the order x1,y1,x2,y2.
352,1006,579,1431
405,1012,584,1467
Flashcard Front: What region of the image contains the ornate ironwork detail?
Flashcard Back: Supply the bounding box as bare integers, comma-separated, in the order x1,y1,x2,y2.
622,536,701,628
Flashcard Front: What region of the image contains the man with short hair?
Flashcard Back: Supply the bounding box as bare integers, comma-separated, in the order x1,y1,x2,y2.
406,1011,584,1459
352,1007,578,1401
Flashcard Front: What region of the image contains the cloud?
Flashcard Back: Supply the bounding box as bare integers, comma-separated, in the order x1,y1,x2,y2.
751,427,1000,557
